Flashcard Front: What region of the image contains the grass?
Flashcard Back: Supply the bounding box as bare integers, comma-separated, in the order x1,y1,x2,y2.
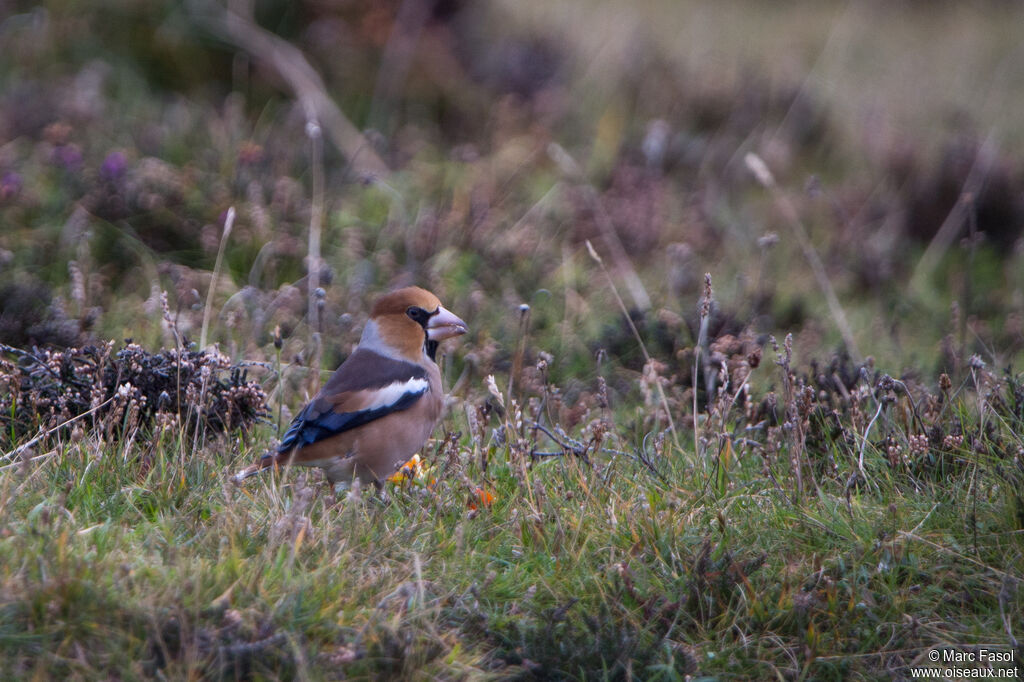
2,0,1024,679
1,329,1021,679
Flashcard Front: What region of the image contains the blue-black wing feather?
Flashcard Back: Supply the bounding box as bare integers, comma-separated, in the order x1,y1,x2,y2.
274,349,430,455
277,388,425,453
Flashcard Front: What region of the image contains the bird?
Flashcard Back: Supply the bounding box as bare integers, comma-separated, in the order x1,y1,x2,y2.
234,286,467,490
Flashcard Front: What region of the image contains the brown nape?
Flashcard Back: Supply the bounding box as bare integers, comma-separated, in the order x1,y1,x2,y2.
370,286,442,317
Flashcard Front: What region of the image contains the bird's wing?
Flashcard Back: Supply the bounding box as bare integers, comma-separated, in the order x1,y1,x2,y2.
277,349,430,453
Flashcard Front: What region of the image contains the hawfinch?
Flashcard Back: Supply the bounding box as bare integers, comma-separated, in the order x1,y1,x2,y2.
234,287,467,489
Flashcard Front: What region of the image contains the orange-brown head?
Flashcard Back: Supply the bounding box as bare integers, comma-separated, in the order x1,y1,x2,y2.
364,287,468,362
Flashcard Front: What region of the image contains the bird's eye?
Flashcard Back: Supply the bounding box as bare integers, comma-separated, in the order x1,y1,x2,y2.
406,306,430,326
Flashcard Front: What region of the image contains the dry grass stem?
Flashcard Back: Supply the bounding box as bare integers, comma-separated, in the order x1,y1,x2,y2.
193,1,389,179
585,240,680,456
910,132,998,294
745,152,861,362
199,206,235,351
551,143,651,311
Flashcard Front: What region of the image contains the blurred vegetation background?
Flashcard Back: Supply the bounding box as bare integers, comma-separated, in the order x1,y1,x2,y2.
3,0,1024,376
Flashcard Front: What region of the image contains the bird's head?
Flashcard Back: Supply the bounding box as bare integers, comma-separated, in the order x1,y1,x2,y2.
366,286,468,361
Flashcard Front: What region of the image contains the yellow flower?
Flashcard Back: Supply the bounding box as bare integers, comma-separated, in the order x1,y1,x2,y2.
387,454,436,486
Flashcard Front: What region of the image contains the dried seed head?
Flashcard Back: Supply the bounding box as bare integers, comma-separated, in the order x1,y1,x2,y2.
596,375,609,409
744,152,775,187
757,232,779,249
68,261,86,307
485,375,505,409
700,273,713,318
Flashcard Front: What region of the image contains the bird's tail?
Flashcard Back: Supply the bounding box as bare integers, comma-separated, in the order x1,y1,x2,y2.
232,453,280,483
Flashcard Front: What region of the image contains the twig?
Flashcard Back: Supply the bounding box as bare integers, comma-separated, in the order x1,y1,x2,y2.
529,421,583,455
531,420,666,483
528,421,592,467
0,343,63,382
529,421,568,448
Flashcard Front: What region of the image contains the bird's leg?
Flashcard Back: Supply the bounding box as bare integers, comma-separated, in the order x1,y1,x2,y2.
331,478,366,507
371,479,389,505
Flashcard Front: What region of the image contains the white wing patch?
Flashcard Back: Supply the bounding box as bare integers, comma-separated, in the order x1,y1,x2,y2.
364,377,429,411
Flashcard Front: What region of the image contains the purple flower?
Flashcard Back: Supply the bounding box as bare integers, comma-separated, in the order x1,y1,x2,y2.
51,143,83,171
0,171,22,201
100,151,127,181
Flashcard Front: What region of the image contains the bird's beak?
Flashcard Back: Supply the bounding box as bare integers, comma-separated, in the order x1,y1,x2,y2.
427,305,468,341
